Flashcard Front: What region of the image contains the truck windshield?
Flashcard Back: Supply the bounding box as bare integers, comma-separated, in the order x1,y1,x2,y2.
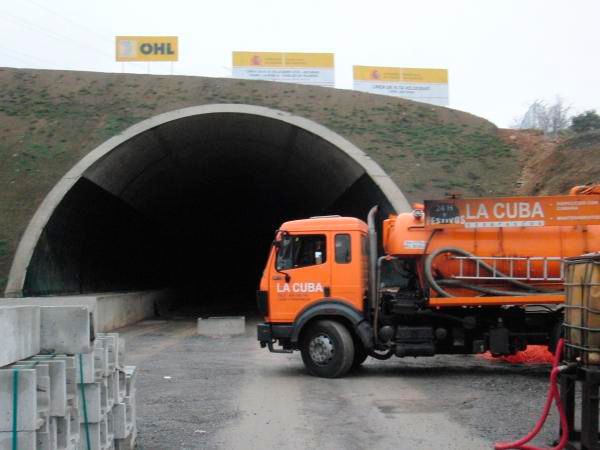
276,234,326,270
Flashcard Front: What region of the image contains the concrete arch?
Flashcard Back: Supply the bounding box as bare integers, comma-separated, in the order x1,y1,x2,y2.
6,104,410,308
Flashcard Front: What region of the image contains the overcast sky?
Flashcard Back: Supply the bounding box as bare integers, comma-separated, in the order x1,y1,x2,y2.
1,0,598,128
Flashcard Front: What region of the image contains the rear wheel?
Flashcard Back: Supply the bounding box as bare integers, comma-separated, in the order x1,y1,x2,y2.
300,320,355,378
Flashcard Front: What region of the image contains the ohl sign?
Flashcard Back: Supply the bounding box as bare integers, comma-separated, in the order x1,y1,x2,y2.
116,36,178,62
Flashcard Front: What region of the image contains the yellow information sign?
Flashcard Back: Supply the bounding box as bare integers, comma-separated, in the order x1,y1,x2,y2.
115,36,178,62
353,65,449,106
232,51,334,87
353,66,447,83
233,52,333,68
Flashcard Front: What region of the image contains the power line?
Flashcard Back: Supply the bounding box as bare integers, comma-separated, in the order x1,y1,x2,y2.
0,10,113,60
0,49,38,67
0,2,149,68
0,45,55,66
25,0,115,43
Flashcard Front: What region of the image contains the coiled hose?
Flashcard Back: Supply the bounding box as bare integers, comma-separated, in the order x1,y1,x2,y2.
424,246,562,298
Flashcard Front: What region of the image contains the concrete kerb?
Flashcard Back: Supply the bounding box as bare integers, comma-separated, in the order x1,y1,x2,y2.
5,104,411,298
197,316,246,337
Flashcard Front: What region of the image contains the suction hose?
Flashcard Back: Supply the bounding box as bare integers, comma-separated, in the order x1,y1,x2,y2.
424,246,561,298
494,338,568,450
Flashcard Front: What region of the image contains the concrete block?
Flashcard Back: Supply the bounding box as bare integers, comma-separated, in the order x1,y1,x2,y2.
114,428,136,450
197,316,246,336
116,336,125,369
36,418,57,450
0,369,38,432
76,352,101,384
124,397,135,432
0,431,36,450
77,383,102,424
68,405,79,448
93,344,109,378
115,371,125,404
105,410,114,447
111,403,132,440
39,307,92,354
29,358,67,417
0,297,98,336
95,337,116,372
0,306,40,367
122,367,136,398
54,414,69,450
9,365,50,426
105,373,116,411
96,333,123,369
99,379,108,418
78,418,106,450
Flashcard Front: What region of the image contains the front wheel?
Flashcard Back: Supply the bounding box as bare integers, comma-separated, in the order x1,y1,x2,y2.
300,320,355,378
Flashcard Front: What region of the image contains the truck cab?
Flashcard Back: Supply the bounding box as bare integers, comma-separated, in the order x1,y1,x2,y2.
256,215,374,377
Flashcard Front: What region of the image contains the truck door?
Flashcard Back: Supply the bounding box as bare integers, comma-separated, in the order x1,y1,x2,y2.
330,232,364,311
268,233,332,322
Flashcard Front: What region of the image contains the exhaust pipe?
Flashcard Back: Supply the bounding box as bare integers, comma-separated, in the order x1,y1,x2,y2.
367,205,379,312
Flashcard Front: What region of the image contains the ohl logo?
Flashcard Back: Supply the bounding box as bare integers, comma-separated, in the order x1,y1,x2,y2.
139,42,176,56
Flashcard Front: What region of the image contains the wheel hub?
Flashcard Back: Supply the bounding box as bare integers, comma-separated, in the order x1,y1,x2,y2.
309,334,335,365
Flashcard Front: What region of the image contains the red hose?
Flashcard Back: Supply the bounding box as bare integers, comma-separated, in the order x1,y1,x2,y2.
494,339,568,450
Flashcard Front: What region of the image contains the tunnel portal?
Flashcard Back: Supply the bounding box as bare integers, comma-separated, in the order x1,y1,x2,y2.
6,105,410,314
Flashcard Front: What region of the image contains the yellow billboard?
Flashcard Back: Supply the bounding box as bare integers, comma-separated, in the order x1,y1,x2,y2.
233,52,333,68
116,36,178,62
353,66,447,83
232,51,334,87
353,65,449,106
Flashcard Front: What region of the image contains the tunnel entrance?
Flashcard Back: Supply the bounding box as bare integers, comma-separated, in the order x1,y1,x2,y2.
6,105,410,315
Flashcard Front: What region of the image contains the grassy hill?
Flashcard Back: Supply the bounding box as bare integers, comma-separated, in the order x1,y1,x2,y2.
0,67,521,292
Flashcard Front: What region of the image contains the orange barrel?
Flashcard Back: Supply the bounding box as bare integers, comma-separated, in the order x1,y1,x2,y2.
564,253,600,365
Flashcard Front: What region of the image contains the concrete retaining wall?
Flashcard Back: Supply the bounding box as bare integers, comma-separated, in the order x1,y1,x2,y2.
0,289,172,333
94,290,172,332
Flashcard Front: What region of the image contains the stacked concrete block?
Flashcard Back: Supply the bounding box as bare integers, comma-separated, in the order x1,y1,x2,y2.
76,334,137,450
0,306,138,450
0,369,42,450
113,367,137,450
0,306,41,367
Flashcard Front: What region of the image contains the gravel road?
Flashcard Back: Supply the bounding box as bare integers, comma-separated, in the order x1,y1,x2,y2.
118,318,560,450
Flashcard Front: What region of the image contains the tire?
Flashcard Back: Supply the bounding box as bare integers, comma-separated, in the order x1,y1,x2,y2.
300,320,355,378
352,340,369,369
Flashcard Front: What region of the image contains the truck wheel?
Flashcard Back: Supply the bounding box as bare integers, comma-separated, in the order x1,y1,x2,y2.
300,320,355,378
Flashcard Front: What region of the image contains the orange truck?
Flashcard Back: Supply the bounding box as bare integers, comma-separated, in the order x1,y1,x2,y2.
257,187,600,377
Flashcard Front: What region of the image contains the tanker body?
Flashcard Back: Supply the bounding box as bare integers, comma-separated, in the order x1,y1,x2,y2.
257,189,600,377
384,209,600,303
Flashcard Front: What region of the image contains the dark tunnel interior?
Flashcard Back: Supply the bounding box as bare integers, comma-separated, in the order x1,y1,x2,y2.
23,112,396,315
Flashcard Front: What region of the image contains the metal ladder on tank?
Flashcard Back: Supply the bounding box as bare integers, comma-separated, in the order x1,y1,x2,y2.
451,255,565,282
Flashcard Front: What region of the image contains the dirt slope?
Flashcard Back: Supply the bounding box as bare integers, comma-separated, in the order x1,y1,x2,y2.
0,67,519,292
500,129,600,196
